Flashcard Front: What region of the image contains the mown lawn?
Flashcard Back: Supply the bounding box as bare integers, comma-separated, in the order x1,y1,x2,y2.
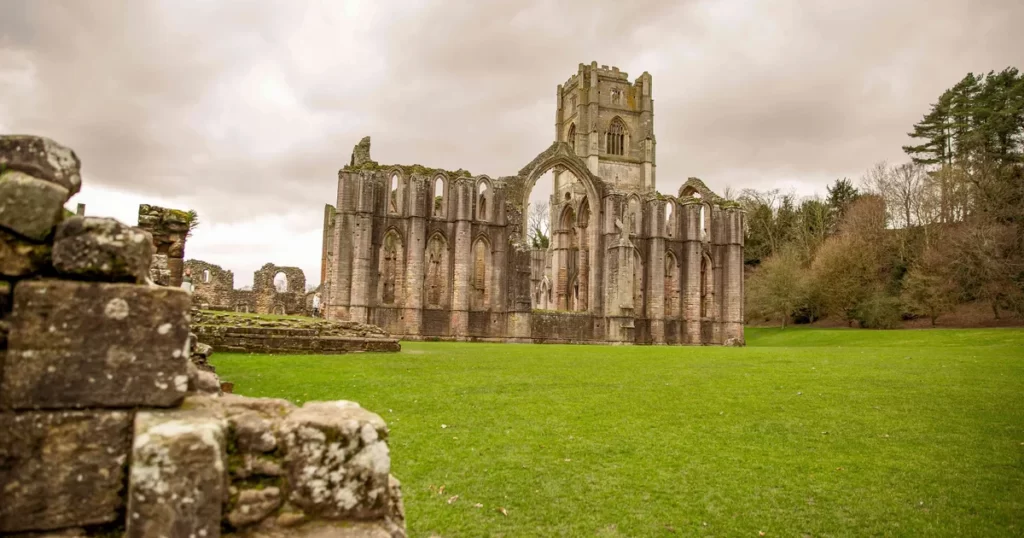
211,328,1024,537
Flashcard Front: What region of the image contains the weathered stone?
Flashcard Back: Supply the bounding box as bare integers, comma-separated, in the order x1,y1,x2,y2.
0,280,10,313
232,454,284,479
0,171,69,240
52,217,154,283
187,361,222,395
241,521,393,538
194,341,213,358
281,401,392,520
232,410,278,453
0,135,82,196
150,253,171,285
1,280,191,409
385,475,406,534
724,337,745,347
227,487,282,528
126,410,227,538
0,228,51,277
0,410,132,533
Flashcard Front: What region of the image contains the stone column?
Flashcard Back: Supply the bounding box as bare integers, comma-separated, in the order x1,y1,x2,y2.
722,208,745,343
404,178,427,336
646,201,666,344
329,172,356,320
348,176,374,324
450,180,471,339
681,202,702,344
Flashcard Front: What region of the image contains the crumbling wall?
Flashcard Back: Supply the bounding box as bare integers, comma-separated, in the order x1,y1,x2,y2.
185,258,236,309
0,135,407,537
137,203,190,286
253,263,307,315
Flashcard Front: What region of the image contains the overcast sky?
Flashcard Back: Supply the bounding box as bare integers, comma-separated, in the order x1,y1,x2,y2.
2,0,1021,287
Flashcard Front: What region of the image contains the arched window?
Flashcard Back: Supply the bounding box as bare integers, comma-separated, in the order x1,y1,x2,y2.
389,173,400,214
567,123,577,154
477,181,491,222
433,176,445,218
273,272,288,293
665,202,674,237
607,118,626,156
202,269,211,283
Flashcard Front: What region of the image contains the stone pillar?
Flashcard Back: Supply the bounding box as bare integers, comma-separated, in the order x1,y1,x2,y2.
646,201,666,344
722,208,745,343
450,180,471,338
348,175,374,323
137,204,190,287
681,202,702,344
404,177,427,336
331,172,355,320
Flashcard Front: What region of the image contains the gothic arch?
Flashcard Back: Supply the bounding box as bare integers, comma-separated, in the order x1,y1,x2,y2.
700,251,715,319
664,198,677,237
606,116,629,156
470,235,492,310
424,232,450,309
632,247,644,313
567,123,577,154
476,177,493,222
377,228,404,306
664,249,680,318
626,195,642,236
386,169,406,216
432,174,448,218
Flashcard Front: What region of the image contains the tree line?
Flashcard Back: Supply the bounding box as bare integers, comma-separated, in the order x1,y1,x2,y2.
744,67,1023,328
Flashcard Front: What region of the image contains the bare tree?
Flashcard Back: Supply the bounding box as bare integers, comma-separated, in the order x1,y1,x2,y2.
528,201,550,249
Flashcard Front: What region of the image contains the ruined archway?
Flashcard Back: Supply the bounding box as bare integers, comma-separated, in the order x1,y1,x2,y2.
510,142,606,314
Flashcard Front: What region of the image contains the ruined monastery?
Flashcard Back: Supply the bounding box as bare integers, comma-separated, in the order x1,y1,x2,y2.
320,62,746,345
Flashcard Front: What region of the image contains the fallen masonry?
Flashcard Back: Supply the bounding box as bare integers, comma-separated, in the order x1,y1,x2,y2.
192,309,401,354
0,135,408,537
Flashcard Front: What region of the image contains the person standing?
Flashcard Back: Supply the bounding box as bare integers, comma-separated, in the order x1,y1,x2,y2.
180,267,194,294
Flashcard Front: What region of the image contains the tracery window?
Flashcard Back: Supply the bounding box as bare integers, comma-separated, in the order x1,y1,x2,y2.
607,118,625,156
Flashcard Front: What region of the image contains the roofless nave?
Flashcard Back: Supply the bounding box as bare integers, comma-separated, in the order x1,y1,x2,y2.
320,62,746,345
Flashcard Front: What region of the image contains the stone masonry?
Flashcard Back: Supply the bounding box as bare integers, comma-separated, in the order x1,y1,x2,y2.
321,62,746,345
0,135,407,537
185,259,313,316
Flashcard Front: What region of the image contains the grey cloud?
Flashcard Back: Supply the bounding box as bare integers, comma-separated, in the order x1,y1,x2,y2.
1,0,1022,269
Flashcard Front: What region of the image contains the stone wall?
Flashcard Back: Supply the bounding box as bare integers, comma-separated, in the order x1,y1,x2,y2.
0,135,407,537
193,309,400,355
185,260,313,316
137,203,191,287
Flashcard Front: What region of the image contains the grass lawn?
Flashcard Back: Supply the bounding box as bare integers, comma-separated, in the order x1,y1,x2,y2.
210,328,1024,537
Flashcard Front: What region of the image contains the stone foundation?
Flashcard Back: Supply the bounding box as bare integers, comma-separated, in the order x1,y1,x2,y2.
0,135,407,537
192,310,400,355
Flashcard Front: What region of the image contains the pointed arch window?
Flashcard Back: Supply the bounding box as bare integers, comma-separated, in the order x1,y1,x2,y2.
567,123,577,154
607,118,626,156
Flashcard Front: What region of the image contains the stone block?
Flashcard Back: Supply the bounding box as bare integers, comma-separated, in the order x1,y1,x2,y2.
0,171,70,241
227,487,283,528
126,410,227,538
52,217,154,283
0,135,82,196
0,280,10,314
0,410,132,533
242,521,394,538
281,401,392,520
0,228,51,278
1,280,191,409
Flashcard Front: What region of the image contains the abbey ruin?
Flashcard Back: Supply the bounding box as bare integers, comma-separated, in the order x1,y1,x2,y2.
320,63,746,345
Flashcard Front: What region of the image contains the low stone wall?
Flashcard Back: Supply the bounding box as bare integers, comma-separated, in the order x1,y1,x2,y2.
0,135,407,537
193,310,401,354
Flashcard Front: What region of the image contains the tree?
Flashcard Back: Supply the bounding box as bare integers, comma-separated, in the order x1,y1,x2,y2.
528,201,550,249
746,246,807,328
825,178,860,233
901,245,957,326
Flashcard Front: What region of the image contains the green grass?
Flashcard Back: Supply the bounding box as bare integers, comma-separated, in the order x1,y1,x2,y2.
211,328,1024,537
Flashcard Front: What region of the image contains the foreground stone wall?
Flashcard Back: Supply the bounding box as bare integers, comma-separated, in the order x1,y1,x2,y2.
0,135,407,537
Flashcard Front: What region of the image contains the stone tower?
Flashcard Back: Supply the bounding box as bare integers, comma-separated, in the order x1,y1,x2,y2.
554,62,656,197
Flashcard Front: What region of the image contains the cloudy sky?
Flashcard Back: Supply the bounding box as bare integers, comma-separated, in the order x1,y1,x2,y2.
2,0,1021,287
